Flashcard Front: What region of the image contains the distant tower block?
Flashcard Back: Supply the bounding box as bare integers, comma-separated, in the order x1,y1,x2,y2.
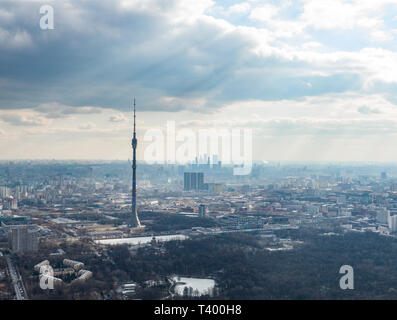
199,204,207,218
381,172,387,180
131,99,141,228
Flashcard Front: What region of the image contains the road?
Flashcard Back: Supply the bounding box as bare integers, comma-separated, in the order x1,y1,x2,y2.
161,277,176,300
5,255,28,300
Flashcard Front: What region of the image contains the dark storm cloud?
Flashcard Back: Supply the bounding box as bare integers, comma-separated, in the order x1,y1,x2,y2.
0,0,369,113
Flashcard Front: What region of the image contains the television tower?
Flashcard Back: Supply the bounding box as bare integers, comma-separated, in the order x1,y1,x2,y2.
131,99,141,227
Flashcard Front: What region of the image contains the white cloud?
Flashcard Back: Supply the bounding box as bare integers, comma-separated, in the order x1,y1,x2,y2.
247,0,397,42
0,9,13,22
35,103,104,119
0,0,397,160
358,106,381,114
0,29,33,49
0,113,52,126
249,4,279,22
117,0,214,23
300,0,383,30
109,113,128,123
228,3,251,15
78,122,96,130
369,30,394,42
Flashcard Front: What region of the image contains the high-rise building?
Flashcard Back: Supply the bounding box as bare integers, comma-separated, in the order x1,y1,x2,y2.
212,154,218,166
377,208,389,225
0,186,10,198
184,172,204,191
11,197,18,210
198,204,207,218
198,173,204,190
204,183,224,193
388,213,397,232
8,226,38,253
184,172,190,191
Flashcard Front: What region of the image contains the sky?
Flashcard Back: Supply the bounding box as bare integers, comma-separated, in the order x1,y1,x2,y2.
1,0,397,162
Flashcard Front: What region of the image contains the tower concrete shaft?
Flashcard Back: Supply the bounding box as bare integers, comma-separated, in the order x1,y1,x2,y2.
131,99,141,227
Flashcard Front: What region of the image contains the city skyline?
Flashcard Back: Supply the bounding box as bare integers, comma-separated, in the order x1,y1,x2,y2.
1,0,397,161
3,0,397,305
2,159,397,300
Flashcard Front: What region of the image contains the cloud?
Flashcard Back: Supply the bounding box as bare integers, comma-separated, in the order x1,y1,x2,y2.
249,4,279,22
78,122,96,130
0,9,13,22
0,113,52,126
369,30,394,42
154,96,209,112
357,106,381,114
35,103,103,119
300,0,385,30
180,117,397,137
0,0,397,160
2,0,396,114
0,28,33,49
109,113,128,122
227,3,251,15
174,91,397,137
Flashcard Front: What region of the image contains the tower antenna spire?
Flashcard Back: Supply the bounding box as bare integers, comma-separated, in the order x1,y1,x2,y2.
133,98,136,137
